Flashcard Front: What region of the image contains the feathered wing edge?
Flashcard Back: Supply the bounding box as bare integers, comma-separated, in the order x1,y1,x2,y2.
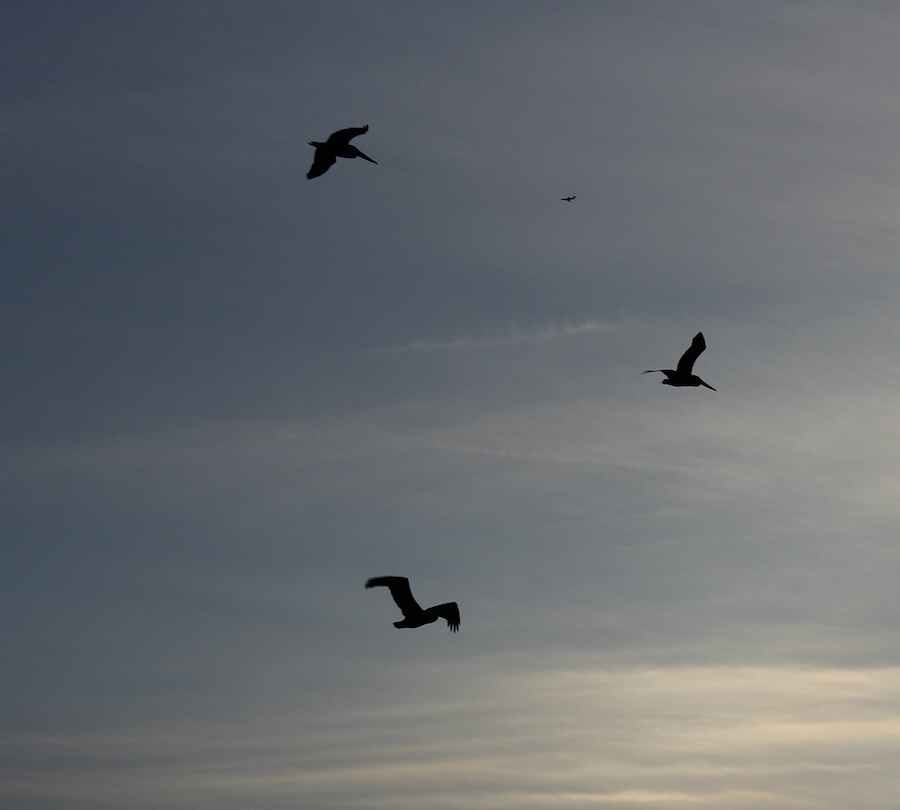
434,602,460,633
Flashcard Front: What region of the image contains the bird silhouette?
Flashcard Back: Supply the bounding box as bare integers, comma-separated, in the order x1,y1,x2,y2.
561,195,576,202
643,332,716,390
306,125,377,179
365,576,460,632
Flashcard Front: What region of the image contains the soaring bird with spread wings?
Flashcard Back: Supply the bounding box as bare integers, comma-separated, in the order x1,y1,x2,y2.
643,332,716,390
306,125,377,179
365,576,460,633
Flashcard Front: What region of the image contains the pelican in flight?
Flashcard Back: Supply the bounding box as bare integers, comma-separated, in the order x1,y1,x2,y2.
643,332,716,390
365,576,460,633
306,125,377,179
561,195,576,202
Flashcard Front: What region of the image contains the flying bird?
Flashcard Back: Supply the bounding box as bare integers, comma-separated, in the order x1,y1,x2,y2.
643,332,716,390
365,576,460,633
306,125,377,179
561,195,576,202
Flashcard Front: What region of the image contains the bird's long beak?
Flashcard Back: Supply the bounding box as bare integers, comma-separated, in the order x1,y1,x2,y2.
699,379,716,391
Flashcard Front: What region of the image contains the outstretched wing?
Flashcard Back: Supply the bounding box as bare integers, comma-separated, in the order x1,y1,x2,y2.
365,576,422,617
307,148,336,179
434,602,460,633
326,125,369,146
676,332,706,375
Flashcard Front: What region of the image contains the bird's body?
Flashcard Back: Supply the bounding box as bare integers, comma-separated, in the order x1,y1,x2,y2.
307,125,377,179
561,195,576,202
365,576,460,632
643,332,716,390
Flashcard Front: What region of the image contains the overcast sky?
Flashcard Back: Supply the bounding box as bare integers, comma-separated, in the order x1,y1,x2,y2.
3,2,900,808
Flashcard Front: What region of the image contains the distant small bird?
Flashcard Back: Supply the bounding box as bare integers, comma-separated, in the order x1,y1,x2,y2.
306,125,377,179
561,195,576,202
643,332,716,390
365,576,460,633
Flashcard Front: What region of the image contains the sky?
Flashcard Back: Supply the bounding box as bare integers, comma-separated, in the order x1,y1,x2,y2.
3,2,900,808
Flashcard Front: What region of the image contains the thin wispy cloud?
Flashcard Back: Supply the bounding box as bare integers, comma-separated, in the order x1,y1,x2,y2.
6,664,899,810
372,319,621,354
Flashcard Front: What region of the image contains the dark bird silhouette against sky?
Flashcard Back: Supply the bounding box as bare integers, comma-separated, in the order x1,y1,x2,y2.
366,576,460,632
306,125,377,179
561,195,576,202
643,332,716,390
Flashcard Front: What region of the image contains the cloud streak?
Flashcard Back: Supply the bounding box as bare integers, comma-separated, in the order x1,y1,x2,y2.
373,319,621,354
5,664,900,810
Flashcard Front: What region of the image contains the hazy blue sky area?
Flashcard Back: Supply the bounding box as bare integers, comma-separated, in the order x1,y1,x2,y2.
4,3,900,808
